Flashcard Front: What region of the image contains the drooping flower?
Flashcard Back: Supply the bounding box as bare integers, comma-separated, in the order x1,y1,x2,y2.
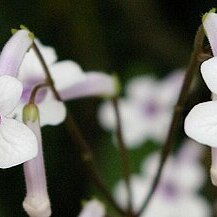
98,70,184,148
114,140,211,217
22,104,51,217
77,199,105,217
0,29,38,168
12,39,118,126
184,11,217,185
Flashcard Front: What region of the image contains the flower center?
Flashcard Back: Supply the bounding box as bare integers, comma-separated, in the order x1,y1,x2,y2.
142,101,159,117
161,182,179,200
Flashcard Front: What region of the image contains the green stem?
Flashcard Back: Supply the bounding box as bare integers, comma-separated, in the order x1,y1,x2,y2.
112,97,133,216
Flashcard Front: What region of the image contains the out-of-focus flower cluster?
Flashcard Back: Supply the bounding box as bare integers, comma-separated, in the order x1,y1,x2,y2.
98,70,184,148
114,140,211,217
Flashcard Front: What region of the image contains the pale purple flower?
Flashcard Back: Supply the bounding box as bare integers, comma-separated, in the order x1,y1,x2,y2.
23,104,51,217
98,70,184,148
12,40,117,126
114,140,211,217
184,11,217,185
0,29,38,168
77,199,105,217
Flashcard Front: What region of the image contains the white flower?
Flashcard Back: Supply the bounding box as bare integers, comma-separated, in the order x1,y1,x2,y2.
78,199,105,217
0,76,37,168
0,29,38,168
114,141,211,217
13,40,118,126
98,70,184,148
23,104,51,217
184,11,217,185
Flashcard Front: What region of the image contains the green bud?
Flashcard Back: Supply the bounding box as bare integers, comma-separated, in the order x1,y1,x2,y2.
19,24,35,39
112,73,121,97
11,28,18,35
28,32,35,40
20,24,28,30
202,8,216,23
23,103,39,123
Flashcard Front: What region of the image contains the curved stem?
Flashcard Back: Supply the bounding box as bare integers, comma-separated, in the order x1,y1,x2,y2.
65,112,125,215
32,42,126,216
136,25,206,217
29,83,49,104
32,42,61,100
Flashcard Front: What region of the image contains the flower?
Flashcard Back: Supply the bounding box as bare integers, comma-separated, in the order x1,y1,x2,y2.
77,199,105,217
13,39,117,126
0,76,37,168
22,104,51,217
0,29,38,168
98,70,184,148
184,11,217,185
114,140,211,217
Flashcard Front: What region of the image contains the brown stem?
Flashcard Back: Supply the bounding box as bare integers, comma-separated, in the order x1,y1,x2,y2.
32,42,125,216
112,97,133,216
136,25,206,217
29,83,49,104
65,112,126,215
32,42,61,101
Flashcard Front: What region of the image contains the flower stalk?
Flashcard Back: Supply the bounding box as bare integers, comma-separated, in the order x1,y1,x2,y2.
31,42,125,216
136,24,206,217
112,97,133,216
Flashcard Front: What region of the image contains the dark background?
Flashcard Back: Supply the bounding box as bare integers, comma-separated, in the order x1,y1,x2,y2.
0,1,216,216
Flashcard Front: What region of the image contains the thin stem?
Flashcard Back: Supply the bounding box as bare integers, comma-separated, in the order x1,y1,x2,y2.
65,112,125,215
136,25,206,217
32,42,125,216
32,42,61,100
112,97,133,216
29,83,49,104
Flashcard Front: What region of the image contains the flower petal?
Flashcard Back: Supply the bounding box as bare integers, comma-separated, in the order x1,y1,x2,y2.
78,199,105,217
38,90,66,126
50,60,85,91
0,75,23,115
203,12,217,56
0,30,33,77
201,57,217,94
158,69,184,107
10,91,66,127
59,72,117,100
114,175,149,212
184,101,217,147
126,76,157,101
0,116,38,168
98,99,148,148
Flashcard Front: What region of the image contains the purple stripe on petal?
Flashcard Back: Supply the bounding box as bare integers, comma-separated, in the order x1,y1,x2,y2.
21,86,47,104
21,76,47,103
